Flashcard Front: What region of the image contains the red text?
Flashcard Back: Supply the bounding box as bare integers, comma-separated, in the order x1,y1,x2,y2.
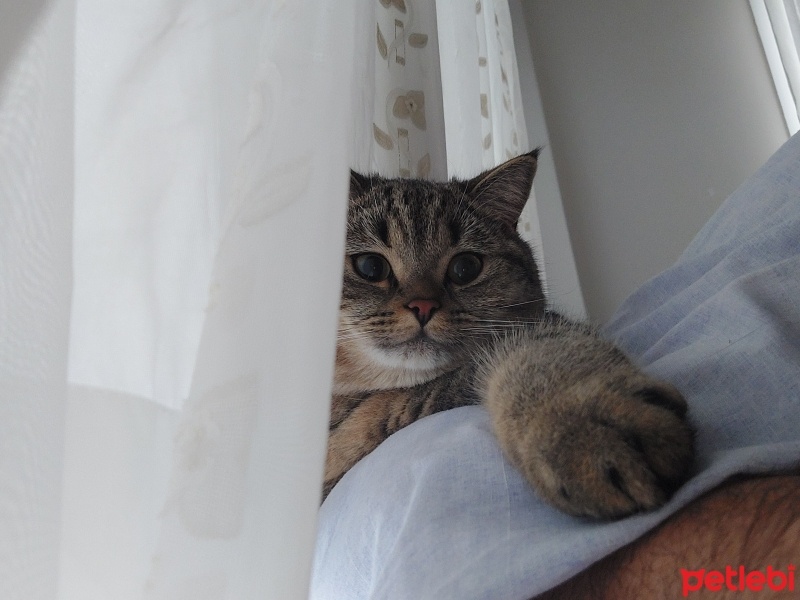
681,565,795,596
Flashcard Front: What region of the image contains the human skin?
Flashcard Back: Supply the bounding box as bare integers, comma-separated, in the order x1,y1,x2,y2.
535,472,800,599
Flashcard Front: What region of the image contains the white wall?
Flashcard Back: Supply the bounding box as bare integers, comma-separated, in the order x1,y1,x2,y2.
519,0,789,322
510,0,587,319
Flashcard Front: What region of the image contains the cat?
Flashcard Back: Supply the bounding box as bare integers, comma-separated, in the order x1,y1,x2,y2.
325,149,694,519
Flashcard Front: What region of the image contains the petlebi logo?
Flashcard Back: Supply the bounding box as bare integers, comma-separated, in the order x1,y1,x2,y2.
681,565,796,596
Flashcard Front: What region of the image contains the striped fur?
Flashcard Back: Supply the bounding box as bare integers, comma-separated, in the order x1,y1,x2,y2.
326,151,694,518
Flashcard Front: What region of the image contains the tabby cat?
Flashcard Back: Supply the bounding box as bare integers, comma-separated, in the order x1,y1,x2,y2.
325,149,694,518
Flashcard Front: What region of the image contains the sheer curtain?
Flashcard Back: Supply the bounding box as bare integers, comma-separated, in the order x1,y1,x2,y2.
2,1,355,598
0,1,537,598
751,0,800,134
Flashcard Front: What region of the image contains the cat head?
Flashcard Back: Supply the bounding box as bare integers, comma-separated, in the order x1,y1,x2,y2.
336,150,546,393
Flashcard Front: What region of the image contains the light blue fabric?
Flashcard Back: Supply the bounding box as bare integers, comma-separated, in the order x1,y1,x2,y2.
311,133,800,600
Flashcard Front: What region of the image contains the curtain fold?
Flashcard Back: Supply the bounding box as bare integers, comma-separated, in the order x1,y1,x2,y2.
2,1,356,598
0,1,75,598
751,0,800,134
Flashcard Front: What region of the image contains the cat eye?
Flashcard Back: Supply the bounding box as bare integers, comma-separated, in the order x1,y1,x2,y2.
353,253,391,282
447,253,483,285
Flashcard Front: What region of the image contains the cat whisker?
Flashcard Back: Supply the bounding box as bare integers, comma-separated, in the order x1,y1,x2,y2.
462,323,529,328
490,299,547,310
459,329,513,336
471,317,541,322
470,319,545,326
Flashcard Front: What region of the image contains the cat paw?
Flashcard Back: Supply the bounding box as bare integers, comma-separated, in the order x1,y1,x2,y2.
551,380,693,518
489,372,695,519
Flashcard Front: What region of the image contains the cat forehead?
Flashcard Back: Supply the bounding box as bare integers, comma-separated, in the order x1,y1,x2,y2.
349,178,463,213
347,179,478,247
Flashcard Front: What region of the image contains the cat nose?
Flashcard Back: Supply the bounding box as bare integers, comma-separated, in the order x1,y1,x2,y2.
405,299,440,327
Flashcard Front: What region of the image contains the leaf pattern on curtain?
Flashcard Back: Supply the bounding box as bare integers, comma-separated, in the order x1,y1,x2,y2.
373,0,438,178
476,0,521,165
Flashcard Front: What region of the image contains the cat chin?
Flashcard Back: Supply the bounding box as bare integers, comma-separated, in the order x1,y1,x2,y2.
358,340,454,387
370,346,449,373
332,351,450,395
333,336,456,394
372,332,457,367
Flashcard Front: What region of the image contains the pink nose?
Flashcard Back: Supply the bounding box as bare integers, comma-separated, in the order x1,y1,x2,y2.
406,299,440,327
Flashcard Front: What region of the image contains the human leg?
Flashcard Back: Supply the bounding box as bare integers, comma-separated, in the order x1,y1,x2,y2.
537,472,800,599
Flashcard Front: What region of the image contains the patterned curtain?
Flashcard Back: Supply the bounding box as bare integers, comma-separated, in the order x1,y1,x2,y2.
0,0,535,598
355,0,545,278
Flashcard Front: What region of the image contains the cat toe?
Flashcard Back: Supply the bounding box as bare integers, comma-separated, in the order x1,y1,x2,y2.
541,386,695,519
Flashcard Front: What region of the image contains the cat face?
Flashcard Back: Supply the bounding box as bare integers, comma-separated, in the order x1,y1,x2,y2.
335,151,545,393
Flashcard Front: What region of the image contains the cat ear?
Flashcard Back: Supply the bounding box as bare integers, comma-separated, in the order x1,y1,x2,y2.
350,170,372,200
465,148,540,227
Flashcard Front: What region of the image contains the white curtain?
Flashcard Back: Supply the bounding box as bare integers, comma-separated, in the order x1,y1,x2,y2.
751,0,800,134
0,1,536,598
2,1,355,598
